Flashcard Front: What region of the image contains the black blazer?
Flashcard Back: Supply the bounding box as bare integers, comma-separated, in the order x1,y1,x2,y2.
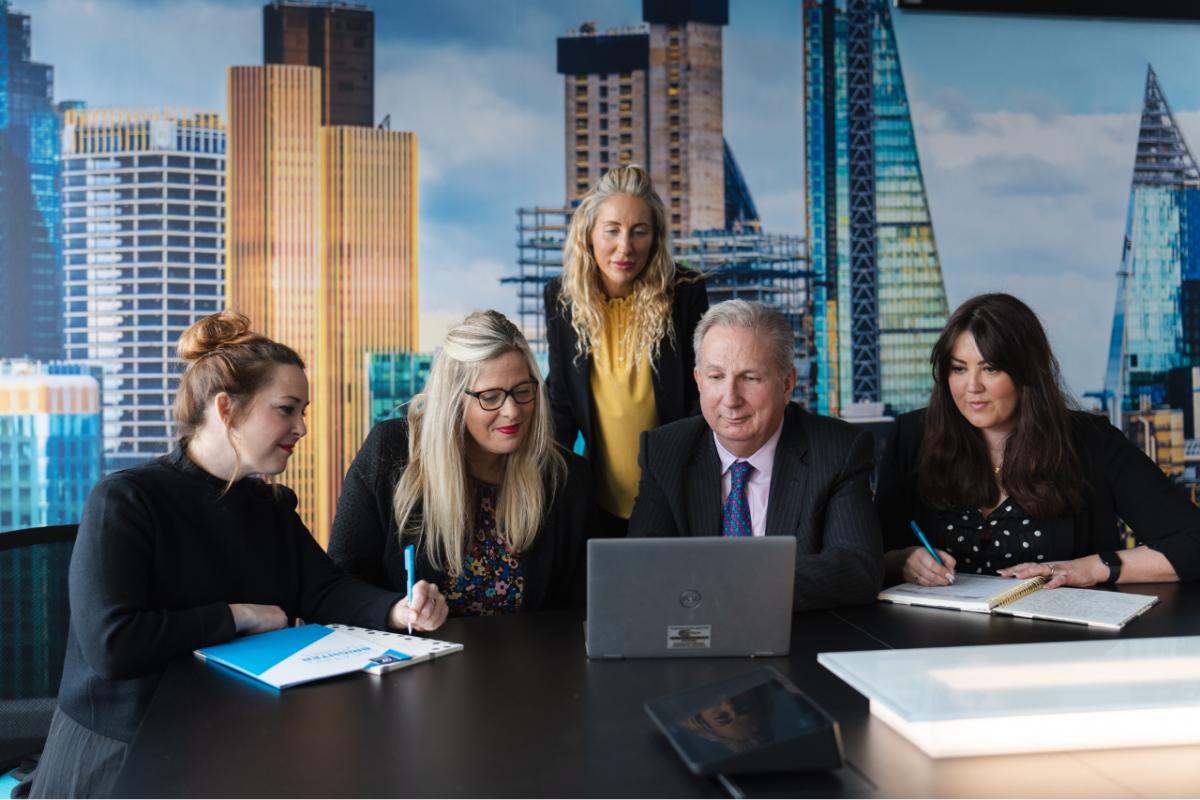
627,402,885,611
876,408,1200,581
328,418,597,610
544,275,709,458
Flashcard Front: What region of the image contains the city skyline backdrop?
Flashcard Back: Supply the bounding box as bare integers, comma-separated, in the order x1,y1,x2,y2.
12,0,1200,400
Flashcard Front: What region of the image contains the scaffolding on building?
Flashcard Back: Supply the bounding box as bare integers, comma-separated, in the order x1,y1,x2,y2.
503,206,574,351
675,231,816,407
505,212,816,407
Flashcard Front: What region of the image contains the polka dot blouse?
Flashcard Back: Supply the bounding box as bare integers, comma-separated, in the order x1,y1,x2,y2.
936,500,1050,575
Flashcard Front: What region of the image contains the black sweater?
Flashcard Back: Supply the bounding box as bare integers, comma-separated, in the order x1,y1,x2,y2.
328,417,596,610
544,275,709,459
59,448,402,743
876,409,1200,581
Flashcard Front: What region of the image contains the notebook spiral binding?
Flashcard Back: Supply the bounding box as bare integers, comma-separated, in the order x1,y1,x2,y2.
991,576,1048,608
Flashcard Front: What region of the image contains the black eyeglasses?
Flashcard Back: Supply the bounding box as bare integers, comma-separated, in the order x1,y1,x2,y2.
464,380,539,411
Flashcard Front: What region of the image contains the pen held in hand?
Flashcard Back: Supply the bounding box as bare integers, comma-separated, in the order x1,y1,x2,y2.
910,520,954,583
404,543,415,635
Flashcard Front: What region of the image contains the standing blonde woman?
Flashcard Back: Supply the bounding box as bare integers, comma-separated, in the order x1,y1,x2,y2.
329,310,594,616
545,165,709,539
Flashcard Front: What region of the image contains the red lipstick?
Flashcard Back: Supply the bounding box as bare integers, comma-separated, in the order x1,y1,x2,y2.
279,444,294,454
495,424,521,435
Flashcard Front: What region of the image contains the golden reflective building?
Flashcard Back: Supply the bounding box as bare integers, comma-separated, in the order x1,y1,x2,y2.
227,64,417,545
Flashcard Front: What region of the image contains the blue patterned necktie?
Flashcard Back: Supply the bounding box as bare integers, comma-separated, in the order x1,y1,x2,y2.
722,460,755,537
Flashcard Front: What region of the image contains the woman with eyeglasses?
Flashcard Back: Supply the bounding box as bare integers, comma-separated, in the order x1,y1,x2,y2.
328,310,596,616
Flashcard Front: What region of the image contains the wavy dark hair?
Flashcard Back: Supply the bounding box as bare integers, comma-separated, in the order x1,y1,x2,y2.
915,293,1087,519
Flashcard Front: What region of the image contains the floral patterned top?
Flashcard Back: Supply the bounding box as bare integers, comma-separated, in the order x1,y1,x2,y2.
439,482,524,616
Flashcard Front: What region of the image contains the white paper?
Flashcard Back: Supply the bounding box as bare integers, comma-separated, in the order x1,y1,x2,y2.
1000,587,1158,628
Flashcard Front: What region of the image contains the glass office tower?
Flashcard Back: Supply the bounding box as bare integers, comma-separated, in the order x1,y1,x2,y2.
227,64,418,546
0,360,101,531
60,107,226,473
0,5,62,361
804,0,948,417
1104,66,1200,424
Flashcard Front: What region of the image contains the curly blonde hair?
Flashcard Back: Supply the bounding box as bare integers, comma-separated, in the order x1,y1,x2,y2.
558,165,677,368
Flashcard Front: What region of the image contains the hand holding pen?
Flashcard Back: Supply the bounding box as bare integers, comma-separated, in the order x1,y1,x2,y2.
906,521,957,586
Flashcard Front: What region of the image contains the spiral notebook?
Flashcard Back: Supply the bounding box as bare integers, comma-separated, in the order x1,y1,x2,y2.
877,573,1158,629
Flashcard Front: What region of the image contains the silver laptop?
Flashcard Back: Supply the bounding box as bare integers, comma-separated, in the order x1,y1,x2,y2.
585,537,796,659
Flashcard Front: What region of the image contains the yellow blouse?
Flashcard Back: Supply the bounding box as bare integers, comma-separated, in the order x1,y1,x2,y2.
590,297,659,519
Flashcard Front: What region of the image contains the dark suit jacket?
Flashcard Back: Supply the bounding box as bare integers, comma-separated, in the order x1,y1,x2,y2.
627,402,885,611
876,408,1200,581
544,275,709,458
328,418,598,610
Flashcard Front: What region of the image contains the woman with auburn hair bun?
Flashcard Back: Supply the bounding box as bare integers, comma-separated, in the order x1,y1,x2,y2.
21,311,440,800
328,309,595,616
545,164,709,539
876,293,1200,591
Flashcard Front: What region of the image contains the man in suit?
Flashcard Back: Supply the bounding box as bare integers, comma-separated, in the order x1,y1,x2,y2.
627,300,884,610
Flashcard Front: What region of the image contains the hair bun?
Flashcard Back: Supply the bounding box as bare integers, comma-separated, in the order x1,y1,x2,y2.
177,310,268,362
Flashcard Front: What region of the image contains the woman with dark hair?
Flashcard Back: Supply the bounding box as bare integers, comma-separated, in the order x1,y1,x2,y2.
876,293,1200,589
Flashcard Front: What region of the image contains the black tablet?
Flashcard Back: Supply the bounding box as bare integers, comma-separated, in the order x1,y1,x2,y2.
644,667,843,776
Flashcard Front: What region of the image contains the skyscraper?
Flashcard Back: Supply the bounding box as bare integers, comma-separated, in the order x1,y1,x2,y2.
1104,66,1200,424
804,0,949,417
557,0,729,237
0,5,62,361
227,63,417,545
263,0,374,127
60,107,226,473
0,360,101,532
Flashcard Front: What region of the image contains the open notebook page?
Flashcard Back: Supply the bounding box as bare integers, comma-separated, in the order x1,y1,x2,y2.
878,573,1038,612
998,587,1159,629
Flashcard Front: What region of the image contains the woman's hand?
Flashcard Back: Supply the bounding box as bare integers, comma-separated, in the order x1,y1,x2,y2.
229,603,288,635
895,545,957,586
998,555,1107,589
389,580,449,633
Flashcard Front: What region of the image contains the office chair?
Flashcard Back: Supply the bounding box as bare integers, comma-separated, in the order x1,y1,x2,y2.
0,525,78,794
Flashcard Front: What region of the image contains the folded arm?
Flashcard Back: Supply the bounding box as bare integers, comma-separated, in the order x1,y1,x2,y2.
70,479,237,682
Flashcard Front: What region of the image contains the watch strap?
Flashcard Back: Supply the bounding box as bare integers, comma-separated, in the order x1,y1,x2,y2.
1098,550,1122,585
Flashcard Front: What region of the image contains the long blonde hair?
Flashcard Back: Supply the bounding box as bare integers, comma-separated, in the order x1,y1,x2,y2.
392,310,567,573
558,164,677,367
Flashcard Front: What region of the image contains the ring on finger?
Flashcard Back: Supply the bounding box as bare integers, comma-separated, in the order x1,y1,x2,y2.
1048,563,1056,574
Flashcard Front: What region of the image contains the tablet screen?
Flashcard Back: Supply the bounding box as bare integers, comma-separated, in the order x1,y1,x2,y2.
661,677,828,764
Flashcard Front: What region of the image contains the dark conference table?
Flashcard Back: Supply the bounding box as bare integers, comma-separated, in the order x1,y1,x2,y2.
113,583,1200,799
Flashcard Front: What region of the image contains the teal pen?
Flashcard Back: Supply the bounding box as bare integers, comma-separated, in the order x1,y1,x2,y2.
910,520,954,583
404,544,415,634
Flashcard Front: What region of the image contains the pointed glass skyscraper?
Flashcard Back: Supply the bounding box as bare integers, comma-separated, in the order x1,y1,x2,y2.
1104,65,1200,422
804,0,948,417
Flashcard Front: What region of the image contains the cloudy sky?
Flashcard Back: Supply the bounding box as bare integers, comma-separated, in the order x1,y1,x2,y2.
18,0,1200,400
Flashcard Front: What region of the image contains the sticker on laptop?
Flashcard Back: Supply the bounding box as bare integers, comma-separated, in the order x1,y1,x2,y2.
667,625,711,649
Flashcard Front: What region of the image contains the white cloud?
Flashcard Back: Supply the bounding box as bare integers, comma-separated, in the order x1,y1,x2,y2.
376,42,561,184
909,100,1148,396
19,0,257,110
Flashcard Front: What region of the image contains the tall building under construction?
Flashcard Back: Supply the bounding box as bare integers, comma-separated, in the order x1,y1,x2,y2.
804,0,949,417
227,2,417,545
557,1,741,238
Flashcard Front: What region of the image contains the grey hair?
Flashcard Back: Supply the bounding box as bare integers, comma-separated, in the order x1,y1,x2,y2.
693,300,794,377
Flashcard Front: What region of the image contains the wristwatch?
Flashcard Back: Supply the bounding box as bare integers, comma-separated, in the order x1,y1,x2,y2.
1098,551,1123,585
